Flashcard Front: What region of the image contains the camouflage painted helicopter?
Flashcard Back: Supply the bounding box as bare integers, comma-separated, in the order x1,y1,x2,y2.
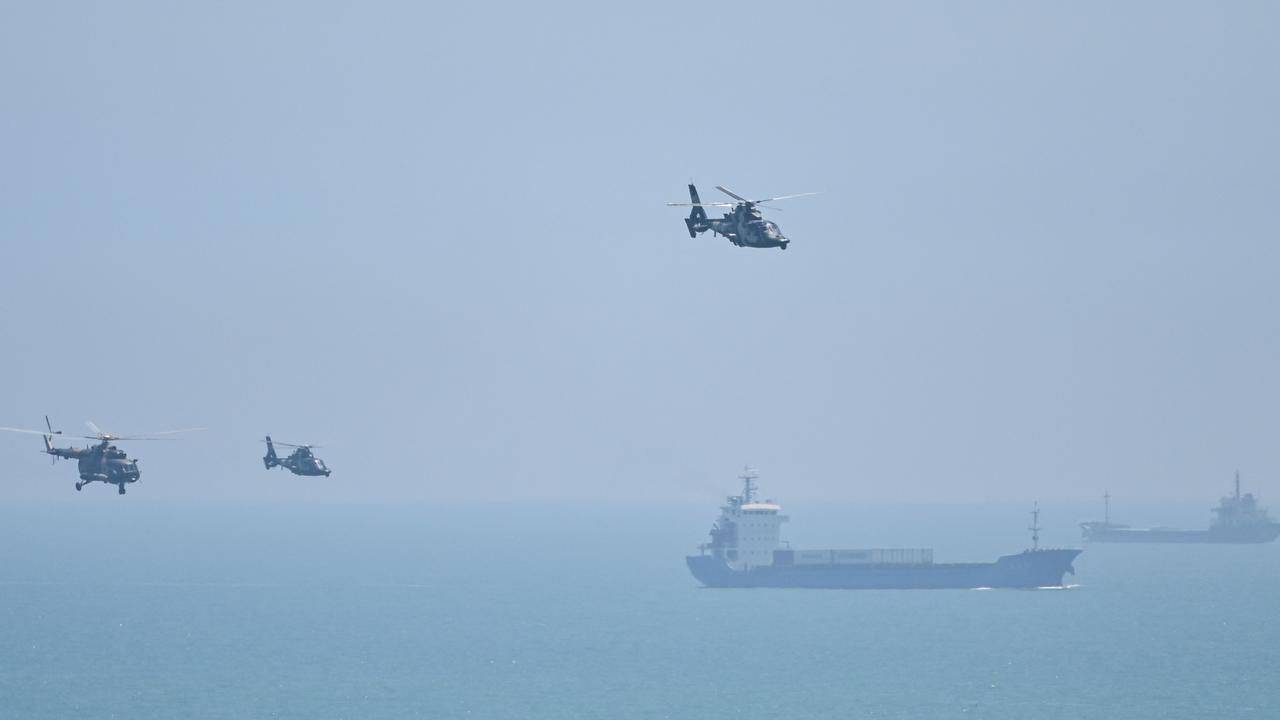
667,184,817,250
0,417,203,494
263,436,331,476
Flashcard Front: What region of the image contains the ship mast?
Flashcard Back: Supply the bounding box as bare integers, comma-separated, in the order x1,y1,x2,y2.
1029,503,1041,551
1104,491,1110,524
1235,470,1241,500
739,466,759,504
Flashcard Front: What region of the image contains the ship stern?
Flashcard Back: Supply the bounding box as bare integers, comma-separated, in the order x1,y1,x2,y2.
686,555,746,588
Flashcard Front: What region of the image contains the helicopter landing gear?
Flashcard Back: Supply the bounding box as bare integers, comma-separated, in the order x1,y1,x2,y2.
117,484,126,495
75,481,83,492
780,243,789,251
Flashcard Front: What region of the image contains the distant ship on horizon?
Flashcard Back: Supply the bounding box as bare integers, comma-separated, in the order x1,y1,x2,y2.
1080,473,1280,544
686,468,1081,590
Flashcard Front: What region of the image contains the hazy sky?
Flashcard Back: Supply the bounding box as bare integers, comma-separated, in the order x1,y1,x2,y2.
2,2,1277,502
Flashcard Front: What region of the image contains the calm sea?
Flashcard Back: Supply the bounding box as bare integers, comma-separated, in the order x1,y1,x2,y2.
0,499,1275,719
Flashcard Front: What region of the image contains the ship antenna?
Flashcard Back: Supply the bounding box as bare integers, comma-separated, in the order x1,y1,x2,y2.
739,465,759,504
1029,502,1041,551
1104,491,1110,524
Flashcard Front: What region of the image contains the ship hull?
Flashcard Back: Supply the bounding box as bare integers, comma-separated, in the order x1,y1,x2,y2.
1082,526,1280,544
686,549,1080,590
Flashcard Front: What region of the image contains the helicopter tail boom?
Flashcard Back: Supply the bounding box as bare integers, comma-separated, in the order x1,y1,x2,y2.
263,435,279,469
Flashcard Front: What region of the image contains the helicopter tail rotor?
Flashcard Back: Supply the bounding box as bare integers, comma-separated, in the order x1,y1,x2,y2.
0,416,63,459
42,415,58,455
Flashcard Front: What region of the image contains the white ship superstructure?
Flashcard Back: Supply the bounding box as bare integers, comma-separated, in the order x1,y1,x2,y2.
702,467,788,570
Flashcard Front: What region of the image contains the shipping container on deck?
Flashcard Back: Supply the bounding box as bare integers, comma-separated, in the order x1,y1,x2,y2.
782,548,934,565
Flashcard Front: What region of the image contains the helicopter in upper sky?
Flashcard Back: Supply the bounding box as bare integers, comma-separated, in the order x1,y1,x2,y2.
667,184,817,250
263,436,331,477
0,417,203,494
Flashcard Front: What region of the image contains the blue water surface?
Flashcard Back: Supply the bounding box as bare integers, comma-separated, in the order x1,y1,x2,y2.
0,499,1274,719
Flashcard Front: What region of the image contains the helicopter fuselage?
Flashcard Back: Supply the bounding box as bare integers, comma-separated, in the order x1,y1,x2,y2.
49,441,141,492
279,449,331,477
704,207,789,249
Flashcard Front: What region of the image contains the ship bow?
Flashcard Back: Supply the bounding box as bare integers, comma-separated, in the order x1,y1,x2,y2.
992,549,1082,588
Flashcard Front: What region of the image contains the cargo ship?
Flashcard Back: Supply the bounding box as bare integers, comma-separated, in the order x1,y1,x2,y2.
1080,473,1280,544
686,469,1081,589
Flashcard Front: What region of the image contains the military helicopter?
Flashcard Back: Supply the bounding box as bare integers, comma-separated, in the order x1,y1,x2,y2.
263,436,331,476
0,417,203,494
667,184,817,250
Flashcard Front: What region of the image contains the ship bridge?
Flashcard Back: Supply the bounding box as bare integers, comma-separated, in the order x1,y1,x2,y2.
702,469,789,570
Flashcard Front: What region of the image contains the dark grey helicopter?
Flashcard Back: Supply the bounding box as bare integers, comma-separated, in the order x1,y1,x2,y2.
0,417,203,494
263,436,331,477
667,184,817,250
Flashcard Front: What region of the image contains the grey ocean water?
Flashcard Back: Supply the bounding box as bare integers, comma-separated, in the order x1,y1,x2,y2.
1,499,1275,719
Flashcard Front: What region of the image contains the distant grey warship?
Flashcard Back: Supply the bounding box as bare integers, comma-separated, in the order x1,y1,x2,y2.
686,469,1081,590
1080,474,1280,544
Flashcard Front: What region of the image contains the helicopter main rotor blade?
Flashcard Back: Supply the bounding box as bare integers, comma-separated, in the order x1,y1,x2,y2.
261,439,319,449
81,436,180,441
101,429,205,441
751,192,820,203
138,427,206,436
715,186,750,203
666,202,735,208
3,423,202,441
81,424,205,441
715,187,819,206
0,426,60,436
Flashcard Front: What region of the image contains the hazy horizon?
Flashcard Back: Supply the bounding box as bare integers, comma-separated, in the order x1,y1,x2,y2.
3,2,1278,503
